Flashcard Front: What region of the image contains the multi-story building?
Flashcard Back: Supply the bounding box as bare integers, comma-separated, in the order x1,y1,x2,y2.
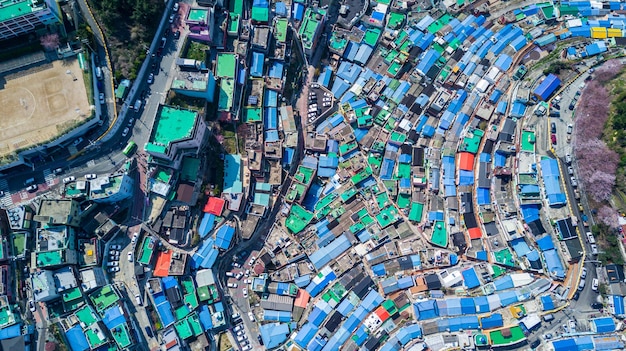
34,199,81,227
89,174,133,204
0,0,62,41
297,7,326,58
171,69,216,102
144,105,208,169
34,225,77,268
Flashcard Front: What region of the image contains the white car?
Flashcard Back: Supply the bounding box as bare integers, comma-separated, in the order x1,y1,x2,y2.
62,176,75,184
248,311,255,322
122,127,130,137
85,174,97,180
173,2,179,11
169,14,176,23
227,283,238,288
127,252,134,262
110,245,122,250
571,177,578,187
28,300,36,312
232,262,241,268
107,261,118,267
243,288,248,298
233,325,244,332
131,232,139,244
569,320,576,332
591,243,598,255
568,166,574,175
244,279,251,284
581,267,587,279
26,184,38,192
108,267,120,273
566,154,572,163
592,278,599,291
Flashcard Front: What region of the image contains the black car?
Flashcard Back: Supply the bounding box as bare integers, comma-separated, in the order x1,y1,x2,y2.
145,326,153,338
569,103,575,110
573,291,580,300
530,339,541,349
257,335,263,345
591,302,603,309
174,31,180,39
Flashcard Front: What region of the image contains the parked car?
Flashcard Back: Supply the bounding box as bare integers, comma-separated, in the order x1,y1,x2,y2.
248,311,255,322
173,30,180,39
569,320,577,332
227,283,238,288
232,262,241,268
173,2,179,11
53,167,63,174
571,176,578,187
568,166,574,175
26,184,38,192
565,154,572,163
109,250,119,256
127,252,134,262
62,176,75,184
169,14,176,23
311,83,319,88
569,102,575,110
85,174,97,180
128,118,134,127
107,262,118,267
551,133,557,144
581,267,587,279
145,326,153,338
236,330,245,336
109,256,118,261
110,245,121,250
578,278,586,291
592,278,599,291
551,122,556,133
73,137,84,146
28,300,36,312
242,288,248,298
131,232,139,244
591,243,598,255
99,93,105,104
233,325,244,332
567,124,573,134
591,302,603,309
107,267,120,273
147,73,154,84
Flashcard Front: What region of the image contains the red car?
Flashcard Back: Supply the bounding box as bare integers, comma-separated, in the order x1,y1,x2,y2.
551,133,557,144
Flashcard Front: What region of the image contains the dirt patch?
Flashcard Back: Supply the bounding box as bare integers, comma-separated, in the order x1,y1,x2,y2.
0,59,90,158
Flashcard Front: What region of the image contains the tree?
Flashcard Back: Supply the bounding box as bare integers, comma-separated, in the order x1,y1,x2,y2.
40,33,60,51
597,205,619,228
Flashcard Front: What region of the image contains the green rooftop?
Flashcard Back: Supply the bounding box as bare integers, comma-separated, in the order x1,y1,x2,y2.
228,13,240,35
299,8,326,50
460,128,485,154
146,106,198,154
111,323,132,348
36,251,63,267
187,8,208,23
244,107,262,123
0,306,16,328
363,28,381,47
90,285,120,312
230,0,243,14
0,0,39,23
175,313,203,339
431,220,448,247
521,131,536,152
275,18,288,43
62,287,83,302
251,5,269,22
294,165,315,185
494,248,515,267
75,305,99,325
408,202,424,222
427,13,453,34
375,206,399,228
218,78,235,111
10,232,26,257
216,53,236,79
386,12,405,30
198,285,219,303
138,236,155,265
489,326,526,346
286,204,314,234
330,32,348,52
85,326,108,348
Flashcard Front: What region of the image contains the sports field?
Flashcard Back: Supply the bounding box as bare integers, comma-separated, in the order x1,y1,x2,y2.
0,59,90,158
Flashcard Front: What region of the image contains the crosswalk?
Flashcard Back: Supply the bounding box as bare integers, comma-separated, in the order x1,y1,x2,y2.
43,168,56,186
0,179,12,208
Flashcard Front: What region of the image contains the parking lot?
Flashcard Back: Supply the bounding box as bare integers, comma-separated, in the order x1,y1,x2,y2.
306,84,334,124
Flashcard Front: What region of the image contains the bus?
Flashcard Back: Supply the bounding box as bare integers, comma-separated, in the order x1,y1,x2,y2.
123,141,137,156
